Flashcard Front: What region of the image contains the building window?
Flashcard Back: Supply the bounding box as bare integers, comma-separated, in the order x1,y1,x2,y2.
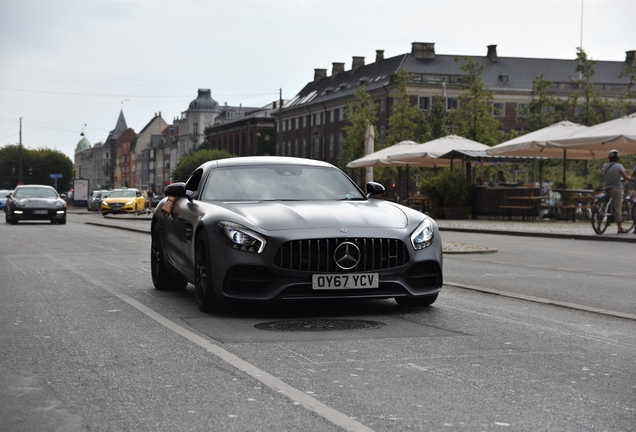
418,96,431,111
330,110,334,123
287,141,291,155
193,123,198,135
380,99,386,114
294,139,299,156
303,116,307,128
302,139,307,157
227,111,235,119
516,103,528,118
493,102,505,117
613,109,624,118
446,98,458,111
380,125,386,142
339,108,344,121
150,149,155,158
329,134,335,158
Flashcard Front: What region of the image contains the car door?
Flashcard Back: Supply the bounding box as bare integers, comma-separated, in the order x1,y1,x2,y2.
168,169,205,278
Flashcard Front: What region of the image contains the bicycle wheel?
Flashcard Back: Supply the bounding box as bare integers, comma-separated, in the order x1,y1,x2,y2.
590,201,609,234
622,198,635,232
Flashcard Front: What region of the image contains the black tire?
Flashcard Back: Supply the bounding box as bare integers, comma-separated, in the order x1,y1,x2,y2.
194,230,220,312
395,293,438,307
621,199,635,232
151,226,187,291
590,202,608,234
59,219,66,225
8,212,17,225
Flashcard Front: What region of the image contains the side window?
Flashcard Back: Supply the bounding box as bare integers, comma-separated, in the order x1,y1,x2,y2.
185,168,204,195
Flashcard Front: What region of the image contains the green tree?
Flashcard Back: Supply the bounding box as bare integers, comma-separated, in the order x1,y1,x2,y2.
0,145,72,191
339,85,378,174
386,68,420,145
171,149,235,182
570,47,602,126
450,57,503,145
423,96,449,140
519,73,570,130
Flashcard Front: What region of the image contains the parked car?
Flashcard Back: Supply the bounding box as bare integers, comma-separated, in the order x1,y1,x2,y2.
5,185,67,224
101,188,146,215
151,156,443,312
88,190,110,211
0,189,12,212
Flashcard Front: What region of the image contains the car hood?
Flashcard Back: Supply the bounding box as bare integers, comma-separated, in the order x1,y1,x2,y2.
218,200,411,230
15,198,63,207
104,197,135,204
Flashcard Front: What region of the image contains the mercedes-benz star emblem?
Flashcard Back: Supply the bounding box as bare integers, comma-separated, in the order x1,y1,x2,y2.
334,242,361,270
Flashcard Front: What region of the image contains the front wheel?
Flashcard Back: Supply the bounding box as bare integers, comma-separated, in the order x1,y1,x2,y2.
194,230,221,312
621,199,635,232
151,226,187,291
590,202,608,234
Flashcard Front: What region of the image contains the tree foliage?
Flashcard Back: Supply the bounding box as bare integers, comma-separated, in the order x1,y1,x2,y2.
570,47,602,126
339,85,378,174
518,73,570,130
0,145,73,191
386,68,420,146
171,149,235,182
450,57,504,145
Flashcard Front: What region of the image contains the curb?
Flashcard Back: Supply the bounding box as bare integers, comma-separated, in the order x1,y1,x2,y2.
438,227,636,243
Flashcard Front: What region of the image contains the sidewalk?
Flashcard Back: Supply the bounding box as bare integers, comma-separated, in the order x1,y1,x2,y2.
436,218,636,243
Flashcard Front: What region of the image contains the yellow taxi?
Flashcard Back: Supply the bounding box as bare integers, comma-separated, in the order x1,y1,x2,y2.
101,188,147,215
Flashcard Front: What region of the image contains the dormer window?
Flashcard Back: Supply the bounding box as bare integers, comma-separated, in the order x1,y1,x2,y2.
498,73,509,83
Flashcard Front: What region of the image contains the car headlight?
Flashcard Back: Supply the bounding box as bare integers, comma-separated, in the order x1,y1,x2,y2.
14,200,26,207
54,200,65,208
410,217,435,250
219,221,266,253
125,200,134,206
102,202,109,207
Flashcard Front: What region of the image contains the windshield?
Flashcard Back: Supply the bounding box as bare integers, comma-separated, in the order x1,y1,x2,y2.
13,187,58,199
109,190,136,198
202,165,365,201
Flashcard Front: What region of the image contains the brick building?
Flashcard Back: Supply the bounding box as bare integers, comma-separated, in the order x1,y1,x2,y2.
278,42,636,166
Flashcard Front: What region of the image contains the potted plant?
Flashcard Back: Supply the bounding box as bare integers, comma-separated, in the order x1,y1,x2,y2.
421,169,471,219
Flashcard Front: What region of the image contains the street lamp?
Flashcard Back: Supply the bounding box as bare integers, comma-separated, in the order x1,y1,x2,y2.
29,167,32,176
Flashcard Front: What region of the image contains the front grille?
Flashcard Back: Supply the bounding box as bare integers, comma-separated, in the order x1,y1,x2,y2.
275,238,410,272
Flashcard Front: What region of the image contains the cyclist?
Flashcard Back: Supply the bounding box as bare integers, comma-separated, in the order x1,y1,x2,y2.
602,149,633,234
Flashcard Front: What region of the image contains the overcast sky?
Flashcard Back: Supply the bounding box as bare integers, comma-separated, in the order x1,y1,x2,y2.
1,0,635,161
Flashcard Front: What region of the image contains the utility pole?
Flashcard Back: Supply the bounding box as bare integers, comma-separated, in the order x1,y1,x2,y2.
18,117,24,185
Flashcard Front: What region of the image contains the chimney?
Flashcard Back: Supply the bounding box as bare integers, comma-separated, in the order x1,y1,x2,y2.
376,50,385,62
314,68,327,83
411,42,435,59
487,45,498,63
332,62,345,79
626,50,636,67
351,56,365,73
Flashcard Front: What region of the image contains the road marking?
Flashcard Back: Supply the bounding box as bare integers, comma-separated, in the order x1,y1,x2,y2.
48,252,374,432
115,293,375,432
445,281,636,321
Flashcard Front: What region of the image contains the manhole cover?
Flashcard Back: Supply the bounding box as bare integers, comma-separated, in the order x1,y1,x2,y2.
254,319,385,332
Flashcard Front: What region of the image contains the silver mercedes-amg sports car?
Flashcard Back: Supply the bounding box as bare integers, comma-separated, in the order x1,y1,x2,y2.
151,156,443,312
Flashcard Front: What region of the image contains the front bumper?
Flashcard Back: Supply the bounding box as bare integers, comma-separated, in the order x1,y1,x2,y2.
10,208,66,221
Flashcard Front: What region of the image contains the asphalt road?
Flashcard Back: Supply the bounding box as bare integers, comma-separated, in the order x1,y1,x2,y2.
1,214,634,431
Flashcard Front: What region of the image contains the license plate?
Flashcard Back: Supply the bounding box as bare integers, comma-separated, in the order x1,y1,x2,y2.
312,273,379,290
33,210,48,214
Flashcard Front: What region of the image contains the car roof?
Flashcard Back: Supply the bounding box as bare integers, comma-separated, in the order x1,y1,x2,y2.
15,184,56,190
199,156,335,171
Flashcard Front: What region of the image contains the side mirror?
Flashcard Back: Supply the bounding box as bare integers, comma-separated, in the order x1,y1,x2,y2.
365,182,386,198
164,182,192,202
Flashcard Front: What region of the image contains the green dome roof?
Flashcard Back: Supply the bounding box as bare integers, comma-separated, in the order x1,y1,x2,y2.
76,135,91,151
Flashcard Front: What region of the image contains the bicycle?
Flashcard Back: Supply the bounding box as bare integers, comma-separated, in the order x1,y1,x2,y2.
590,190,635,234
